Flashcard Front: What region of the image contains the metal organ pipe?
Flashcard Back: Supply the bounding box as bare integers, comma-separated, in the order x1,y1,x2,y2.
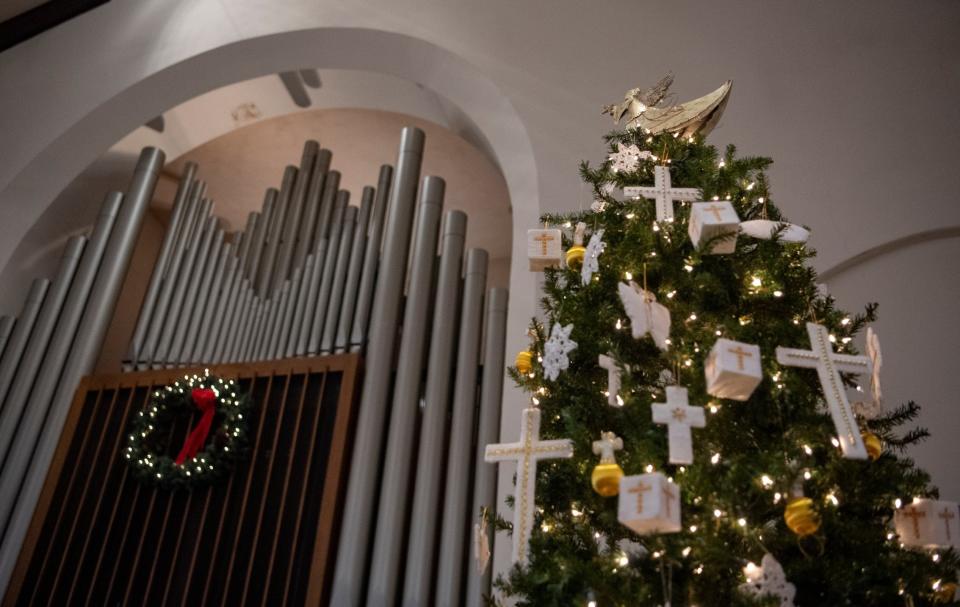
0,236,86,470
331,126,425,607
292,148,332,269
367,176,446,606
137,182,205,368
189,242,232,364
286,253,315,357
245,189,276,284
349,165,393,352
319,204,358,354
401,209,468,607
271,141,318,294
435,248,489,607
0,318,14,365
334,185,375,353
123,162,196,369
256,166,297,297
0,195,120,468
155,208,216,367
308,191,349,355
0,147,163,594
466,287,510,607
0,280,50,406
176,230,225,365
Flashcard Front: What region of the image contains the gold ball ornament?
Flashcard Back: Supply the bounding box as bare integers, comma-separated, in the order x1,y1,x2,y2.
565,245,586,269
934,582,958,603
784,497,820,537
862,431,882,461
591,462,624,497
515,351,533,375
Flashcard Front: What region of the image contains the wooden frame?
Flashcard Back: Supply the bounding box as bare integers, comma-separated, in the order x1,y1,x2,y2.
4,354,361,607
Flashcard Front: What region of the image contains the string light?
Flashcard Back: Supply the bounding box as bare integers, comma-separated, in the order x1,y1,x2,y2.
737,517,747,527
760,474,774,488
711,453,721,464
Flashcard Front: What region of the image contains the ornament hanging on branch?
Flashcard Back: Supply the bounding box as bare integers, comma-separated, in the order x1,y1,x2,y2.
591,431,624,497
623,165,699,223
581,229,605,286
474,508,492,574
652,386,706,465
515,350,533,375
894,499,960,550
776,322,873,459
598,353,627,406
861,431,882,460
689,201,740,254
704,338,762,401
543,323,577,382
608,143,652,173
784,496,820,537
566,222,588,269
527,227,563,271
618,472,681,535
618,281,670,351
124,372,252,488
739,553,797,607
485,407,574,563
740,219,810,244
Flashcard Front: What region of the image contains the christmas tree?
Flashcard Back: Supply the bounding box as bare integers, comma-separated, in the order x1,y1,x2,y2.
490,79,960,606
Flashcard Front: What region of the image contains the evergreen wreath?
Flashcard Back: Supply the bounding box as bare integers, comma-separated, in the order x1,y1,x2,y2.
124,372,252,488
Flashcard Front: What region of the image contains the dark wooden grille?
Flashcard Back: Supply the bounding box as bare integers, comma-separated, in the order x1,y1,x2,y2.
4,355,360,607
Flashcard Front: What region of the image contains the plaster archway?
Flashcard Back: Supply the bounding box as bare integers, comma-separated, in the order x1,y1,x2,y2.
0,28,538,589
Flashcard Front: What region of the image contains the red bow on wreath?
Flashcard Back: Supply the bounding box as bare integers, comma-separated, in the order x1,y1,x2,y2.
175,387,218,465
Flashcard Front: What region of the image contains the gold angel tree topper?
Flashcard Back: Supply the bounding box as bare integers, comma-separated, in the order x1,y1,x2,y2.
603,75,733,137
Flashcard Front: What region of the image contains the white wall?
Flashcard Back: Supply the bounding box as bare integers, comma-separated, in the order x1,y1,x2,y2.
1,0,959,595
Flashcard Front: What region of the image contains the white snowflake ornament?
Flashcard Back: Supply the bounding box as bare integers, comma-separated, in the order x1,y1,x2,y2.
608,143,652,173
543,323,577,381
590,199,607,213
739,553,796,607
581,229,605,286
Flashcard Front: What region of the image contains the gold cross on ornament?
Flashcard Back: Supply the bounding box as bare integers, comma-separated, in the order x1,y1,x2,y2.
940,507,956,541
629,482,651,512
728,345,753,370
703,204,726,222
901,508,926,538
533,232,555,255
661,482,677,518
671,407,687,421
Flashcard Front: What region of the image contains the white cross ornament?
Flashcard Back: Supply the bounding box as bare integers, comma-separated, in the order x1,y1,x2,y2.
623,165,699,222
592,431,623,464
652,386,706,464
598,354,628,406
776,322,873,459
618,472,682,535
485,407,574,563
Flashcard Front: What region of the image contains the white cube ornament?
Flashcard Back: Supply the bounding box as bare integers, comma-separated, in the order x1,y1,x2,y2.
527,228,563,271
688,201,740,254
705,338,763,401
618,473,681,535
894,499,959,549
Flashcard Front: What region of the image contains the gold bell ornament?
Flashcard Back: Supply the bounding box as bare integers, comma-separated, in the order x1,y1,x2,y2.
565,222,587,269
591,431,624,497
934,582,958,604
862,431,882,461
784,496,820,537
515,350,533,375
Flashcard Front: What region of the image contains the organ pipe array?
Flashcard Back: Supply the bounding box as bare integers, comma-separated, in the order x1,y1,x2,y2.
0,128,510,606
0,148,164,594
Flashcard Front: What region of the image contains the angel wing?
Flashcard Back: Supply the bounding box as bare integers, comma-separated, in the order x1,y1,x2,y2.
867,327,882,405
740,219,810,243
618,281,671,351
631,80,732,137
